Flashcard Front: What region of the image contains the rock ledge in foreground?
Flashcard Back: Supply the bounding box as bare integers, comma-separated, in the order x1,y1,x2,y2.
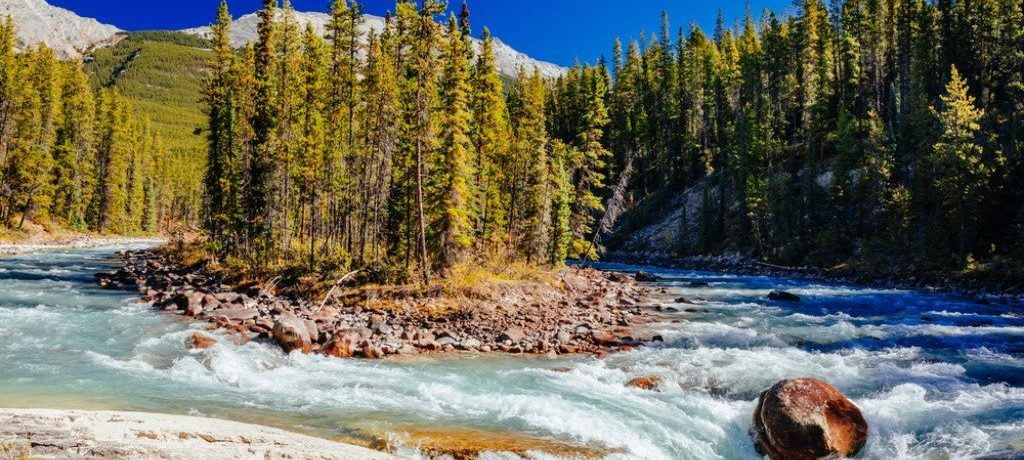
750,378,868,460
0,408,396,460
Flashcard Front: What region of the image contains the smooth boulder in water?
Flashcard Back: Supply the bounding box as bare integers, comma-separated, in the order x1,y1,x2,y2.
750,378,868,460
768,290,801,302
634,271,659,282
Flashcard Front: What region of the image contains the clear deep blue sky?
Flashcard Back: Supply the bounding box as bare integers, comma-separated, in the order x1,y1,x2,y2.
48,0,794,66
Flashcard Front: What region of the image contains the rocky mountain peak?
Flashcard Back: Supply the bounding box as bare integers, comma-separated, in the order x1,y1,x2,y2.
0,0,122,59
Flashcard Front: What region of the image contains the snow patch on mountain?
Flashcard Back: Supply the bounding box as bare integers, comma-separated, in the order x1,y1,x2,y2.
181,11,566,79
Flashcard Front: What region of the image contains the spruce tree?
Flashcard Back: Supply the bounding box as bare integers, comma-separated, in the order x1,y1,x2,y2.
933,66,1001,263
436,16,476,269
471,28,512,249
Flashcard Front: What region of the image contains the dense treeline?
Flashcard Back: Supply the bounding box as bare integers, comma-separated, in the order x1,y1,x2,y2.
596,0,1023,270
0,17,171,234
203,0,611,280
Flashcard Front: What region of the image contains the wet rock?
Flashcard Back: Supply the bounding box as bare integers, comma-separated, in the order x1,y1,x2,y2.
361,343,384,359
767,290,801,302
186,332,217,350
272,317,312,354
634,271,659,282
688,281,710,288
675,297,695,304
625,375,662,390
751,378,868,460
324,331,359,358
590,330,617,346
684,308,711,314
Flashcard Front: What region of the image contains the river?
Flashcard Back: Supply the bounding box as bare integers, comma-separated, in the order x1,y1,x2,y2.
0,247,1022,459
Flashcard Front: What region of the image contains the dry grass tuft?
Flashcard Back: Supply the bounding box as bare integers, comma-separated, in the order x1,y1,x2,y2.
0,442,32,460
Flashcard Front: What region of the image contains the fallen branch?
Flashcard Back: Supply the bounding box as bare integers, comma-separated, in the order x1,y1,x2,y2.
317,270,360,312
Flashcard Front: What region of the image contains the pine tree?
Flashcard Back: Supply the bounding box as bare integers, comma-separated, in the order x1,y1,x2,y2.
568,67,612,260
933,66,1001,264
515,69,551,262
435,16,476,269
203,0,236,248
52,60,94,228
360,28,399,263
246,0,279,262
471,28,512,249
296,23,328,269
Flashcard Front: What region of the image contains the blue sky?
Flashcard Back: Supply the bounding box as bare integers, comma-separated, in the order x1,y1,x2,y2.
49,0,793,66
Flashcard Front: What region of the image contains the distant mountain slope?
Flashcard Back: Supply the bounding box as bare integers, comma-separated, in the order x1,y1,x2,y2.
181,11,567,80
0,0,121,59
85,31,212,220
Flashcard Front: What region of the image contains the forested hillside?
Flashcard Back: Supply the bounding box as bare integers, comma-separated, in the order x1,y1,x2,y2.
598,0,1023,272
0,18,169,234
86,31,212,227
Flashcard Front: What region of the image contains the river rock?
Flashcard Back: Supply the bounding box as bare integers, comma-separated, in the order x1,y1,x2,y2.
324,331,360,358
767,290,801,302
751,378,868,460
625,375,662,390
634,271,659,282
497,327,526,343
186,332,217,350
273,317,312,354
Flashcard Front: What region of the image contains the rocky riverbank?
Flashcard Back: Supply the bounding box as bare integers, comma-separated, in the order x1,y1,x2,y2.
0,409,395,459
97,250,654,359
607,252,1024,304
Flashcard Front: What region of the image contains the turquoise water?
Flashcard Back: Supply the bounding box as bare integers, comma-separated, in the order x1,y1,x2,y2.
1,248,1022,459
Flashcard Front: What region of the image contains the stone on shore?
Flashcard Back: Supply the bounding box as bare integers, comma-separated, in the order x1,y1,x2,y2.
750,378,868,460
768,290,801,302
273,317,312,354
324,331,360,358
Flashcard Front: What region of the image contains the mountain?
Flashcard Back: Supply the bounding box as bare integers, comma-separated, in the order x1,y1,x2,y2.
181,11,567,80
0,0,122,59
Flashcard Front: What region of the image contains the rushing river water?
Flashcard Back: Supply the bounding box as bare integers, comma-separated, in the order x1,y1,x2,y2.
1,248,1023,459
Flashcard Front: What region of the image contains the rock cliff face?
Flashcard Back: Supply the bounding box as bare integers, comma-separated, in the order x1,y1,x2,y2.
181,11,566,79
0,0,122,59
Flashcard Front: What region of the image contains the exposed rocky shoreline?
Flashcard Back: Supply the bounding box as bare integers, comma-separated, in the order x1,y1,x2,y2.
0,408,395,459
97,250,654,359
607,252,1024,305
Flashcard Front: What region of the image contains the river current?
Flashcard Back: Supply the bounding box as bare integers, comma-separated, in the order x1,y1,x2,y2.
0,248,1022,459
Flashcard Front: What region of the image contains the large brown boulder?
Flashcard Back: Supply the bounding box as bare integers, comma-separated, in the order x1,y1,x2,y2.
273,317,312,354
751,378,868,460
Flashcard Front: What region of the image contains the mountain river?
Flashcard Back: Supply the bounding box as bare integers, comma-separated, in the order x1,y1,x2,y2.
1,247,1022,459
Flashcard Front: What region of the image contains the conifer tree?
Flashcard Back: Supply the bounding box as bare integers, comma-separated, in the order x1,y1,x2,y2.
203,0,236,248
246,0,279,262
514,69,551,262
52,60,94,228
296,23,328,268
933,66,1001,262
360,29,399,263
471,28,513,249
436,16,476,269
